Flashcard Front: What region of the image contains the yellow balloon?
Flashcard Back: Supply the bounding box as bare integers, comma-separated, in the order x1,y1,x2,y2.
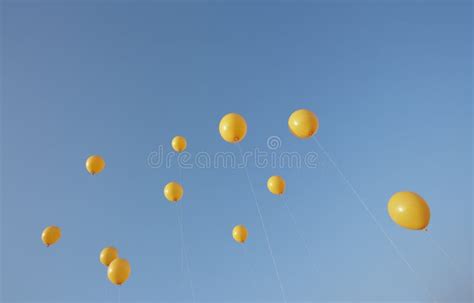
267,176,286,195
387,192,430,230
219,113,247,143
86,155,106,175
107,258,131,286
100,246,119,267
288,109,319,139
172,136,187,153
41,226,61,247
232,225,248,244
164,182,184,202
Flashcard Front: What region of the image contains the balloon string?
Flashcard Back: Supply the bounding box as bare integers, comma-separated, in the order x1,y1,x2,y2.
117,286,121,303
183,240,197,303
237,143,288,303
177,204,185,274
312,137,437,303
425,232,461,276
178,166,184,274
176,166,196,303
281,196,319,276
242,244,258,294
177,201,196,302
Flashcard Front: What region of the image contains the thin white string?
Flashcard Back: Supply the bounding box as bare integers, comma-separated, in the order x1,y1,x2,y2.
183,237,197,303
281,195,318,276
177,204,185,273
237,143,287,303
178,166,184,274
242,244,258,294
177,164,196,303
117,286,121,303
177,193,196,303
425,231,461,276
312,136,436,302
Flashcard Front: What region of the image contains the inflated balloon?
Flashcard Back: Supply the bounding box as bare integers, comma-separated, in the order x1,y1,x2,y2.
164,182,184,202
107,258,131,286
219,113,247,143
86,155,106,175
267,176,286,195
232,225,248,244
387,192,430,230
288,109,319,139
41,226,61,247
100,247,119,267
172,136,187,153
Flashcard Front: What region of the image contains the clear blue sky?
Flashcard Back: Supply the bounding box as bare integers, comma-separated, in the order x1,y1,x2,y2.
1,1,472,302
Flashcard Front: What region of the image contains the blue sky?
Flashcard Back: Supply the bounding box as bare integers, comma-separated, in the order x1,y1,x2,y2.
1,1,472,302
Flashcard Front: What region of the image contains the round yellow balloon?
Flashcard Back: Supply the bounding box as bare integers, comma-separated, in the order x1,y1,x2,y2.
164,182,184,202
107,258,131,286
232,225,248,244
86,155,106,175
288,109,319,139
387,192,430,230
41,226,61,247
219,113,247,143
100,246,119,267
172,136,187,153
267,176,286,195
